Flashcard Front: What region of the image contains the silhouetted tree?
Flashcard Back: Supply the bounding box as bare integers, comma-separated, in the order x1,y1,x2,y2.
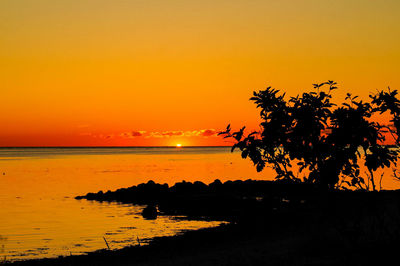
220,81,400,190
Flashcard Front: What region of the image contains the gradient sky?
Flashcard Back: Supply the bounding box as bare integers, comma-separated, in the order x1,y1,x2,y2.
1,0,399,146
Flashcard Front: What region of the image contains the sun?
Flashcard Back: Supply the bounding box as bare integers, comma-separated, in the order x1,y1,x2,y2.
176,144,182,147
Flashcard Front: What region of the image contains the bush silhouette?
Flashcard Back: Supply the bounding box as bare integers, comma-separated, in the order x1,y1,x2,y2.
220,81,400,190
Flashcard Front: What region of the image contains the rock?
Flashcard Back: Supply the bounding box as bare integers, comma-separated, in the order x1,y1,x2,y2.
142,205,158,220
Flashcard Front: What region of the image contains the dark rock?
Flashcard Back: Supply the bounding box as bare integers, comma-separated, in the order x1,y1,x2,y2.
142,205,158,220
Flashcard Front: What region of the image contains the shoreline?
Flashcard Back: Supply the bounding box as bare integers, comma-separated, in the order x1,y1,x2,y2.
9,211,400,266
8,180,400,265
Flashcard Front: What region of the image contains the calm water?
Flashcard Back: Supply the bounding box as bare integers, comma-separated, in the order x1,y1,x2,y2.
0,147,270,261
0,147,399,261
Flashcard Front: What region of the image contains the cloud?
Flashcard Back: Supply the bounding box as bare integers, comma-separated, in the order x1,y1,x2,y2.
120,131,147,138
89,129,221,140
148,132,163,138
183,130,198,137
161,131,184,137
98,134,115,139
152,129,219,138
145,131,185,138
131,131,144,137
200,129,218,137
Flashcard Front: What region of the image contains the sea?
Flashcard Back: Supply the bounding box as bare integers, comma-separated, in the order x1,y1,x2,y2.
0,147,270,261
0,147,399,261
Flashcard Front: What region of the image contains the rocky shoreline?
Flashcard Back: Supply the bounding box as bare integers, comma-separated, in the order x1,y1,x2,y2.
75,179,321,222
8,180,400,265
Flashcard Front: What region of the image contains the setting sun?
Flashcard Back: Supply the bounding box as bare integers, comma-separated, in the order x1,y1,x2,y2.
1,0,400,264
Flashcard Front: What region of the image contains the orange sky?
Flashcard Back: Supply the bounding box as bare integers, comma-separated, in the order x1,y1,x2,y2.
1,0,399,146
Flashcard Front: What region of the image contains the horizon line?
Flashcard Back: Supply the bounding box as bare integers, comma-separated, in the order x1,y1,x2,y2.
0,145,232,148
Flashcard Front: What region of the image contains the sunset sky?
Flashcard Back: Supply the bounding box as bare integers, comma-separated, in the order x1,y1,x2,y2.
1,0,399,146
